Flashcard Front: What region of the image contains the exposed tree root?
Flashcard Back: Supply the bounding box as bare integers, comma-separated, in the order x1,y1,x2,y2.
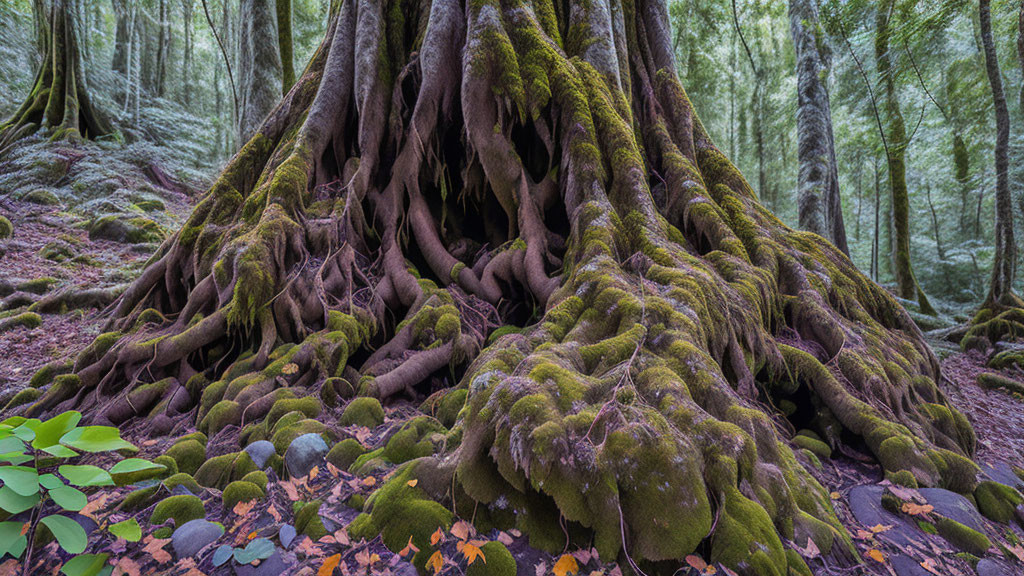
23,1,979,574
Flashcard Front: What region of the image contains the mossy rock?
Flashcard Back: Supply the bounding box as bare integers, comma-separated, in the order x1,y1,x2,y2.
199,400,242,435
0,215,11,239
885,469,919,489
88,215,165,244
974,481,1024,524
4,388,42,410
935,517,991,555
166,439,206,475
266,396,321,429
793,434,831,459
271,418,330,454
0,312,42,332
466,541,516,576
340,397,385,428
240,470,269,491
327,438,366,471
122,485,160,511
29,361,71,388
150,494,205,527
988,349,1024,370
382,417,445,464
977,372,1024,396
21,189,59,205
295,500,328,539
38,241,75,262
194,452,257,489
347,463,452,555
163,473,202,494
152,526,173,539
16,277,56,294
320,377,356,407
223,481,266,509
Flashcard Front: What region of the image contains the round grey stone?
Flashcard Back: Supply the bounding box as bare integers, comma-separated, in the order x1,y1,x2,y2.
284,433,328,478
245,440,276,469
172,519,224,558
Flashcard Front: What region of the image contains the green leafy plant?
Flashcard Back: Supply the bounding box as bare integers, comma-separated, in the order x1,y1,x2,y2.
0,411,161,576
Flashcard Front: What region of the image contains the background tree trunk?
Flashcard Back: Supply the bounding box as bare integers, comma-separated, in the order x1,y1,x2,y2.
236,0,282,142
180,0,193,106
790,0,848,254
1,0,111,148
875,0,934,315
276,0,294,94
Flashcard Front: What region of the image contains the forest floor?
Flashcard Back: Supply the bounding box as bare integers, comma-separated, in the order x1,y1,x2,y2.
1,139,1023,576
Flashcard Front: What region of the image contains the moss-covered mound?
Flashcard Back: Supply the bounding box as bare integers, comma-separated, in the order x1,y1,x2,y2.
223,480,265,509
977,372,1024,396
0,215,11,239
974,481,1024,524
935,517,992,555
340,397,385,428
150,494,205,527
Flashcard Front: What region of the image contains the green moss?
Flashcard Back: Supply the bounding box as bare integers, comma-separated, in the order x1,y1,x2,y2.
194,452,257,489
935,517,991,555
223,481,265,509
974,481,1024,524
28,362,71,388
149,495,205,527
327,438,366,470
467,542,516,576
709,485,786,576
885,469,919,488
4,388,42,410
271,418,330,454
163,473,202,494
345,493,365,510
977,372,1024,395
199,400,242,435
793,434,832,459
295,500,328,539
382,417,443,464
0,312,42,332
340,397,385,428
241,470,268,491
21,189,59,205
347,463,452,555
0,215,11,238
16,277,56,294
166,439,206,475
266,396,321,429
918,520,938,534
785,549,813,576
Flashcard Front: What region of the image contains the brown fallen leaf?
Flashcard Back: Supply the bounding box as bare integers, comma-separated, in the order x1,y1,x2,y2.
866,548,886,563
318,553,342,576
797,537,820,559
143,536,172,564
112,557,142,576
919,558,941,575
901,502,934,516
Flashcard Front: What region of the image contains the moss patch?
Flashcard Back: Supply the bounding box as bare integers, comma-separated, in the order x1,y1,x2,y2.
149,495,205,527
223,481,265,509
974,481,1024,524
340,397,385,428
935,517,991,555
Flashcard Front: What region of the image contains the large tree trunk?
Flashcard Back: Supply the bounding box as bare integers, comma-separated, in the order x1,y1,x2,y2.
964,0,1024,350
874,0,934,315
236,0,282,142
789,0,848,255
0,0,110,149
27,1,977,574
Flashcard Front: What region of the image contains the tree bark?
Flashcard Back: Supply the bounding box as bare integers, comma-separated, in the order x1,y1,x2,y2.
277,0,295,94
180,0,193,106
236,0,282,142
875,0,934,315
789,0,848,254
1,0,110,148
30,2,978,573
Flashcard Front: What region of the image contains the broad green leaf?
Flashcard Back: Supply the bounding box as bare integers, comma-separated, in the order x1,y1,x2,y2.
58,465,114,487
109,458,164,475
0,466,39,496
0,417,27,428
10,420,39,443
0,486,39,514
212,545,234,566
41,514,87,554
0,522,27,558
108,518,141,542
0,452,32,466
60,426,134,453
43,444,79,458
59,553,110,576
0,437,25,454
32,412,82,450
49,486,87,511
39,473,64,489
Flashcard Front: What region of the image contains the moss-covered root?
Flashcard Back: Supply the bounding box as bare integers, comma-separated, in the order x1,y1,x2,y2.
961,296,1024,351
976,372,1024,396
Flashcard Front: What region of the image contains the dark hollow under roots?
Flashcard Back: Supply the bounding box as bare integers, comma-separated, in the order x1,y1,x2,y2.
20,1,981,574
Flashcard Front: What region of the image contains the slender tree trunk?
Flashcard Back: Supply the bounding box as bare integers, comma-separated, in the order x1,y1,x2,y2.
924,182,943,260
873,156,881,281
180,0,193,106
112,0,130,74
1,0,111,148
980,0,1015,305
276,0,294,94
790,0,848,254
32,0,49,62
855,157,863,242
236,0,281,142
155,0,170,97
1018,0,1024,114
875,0,934,314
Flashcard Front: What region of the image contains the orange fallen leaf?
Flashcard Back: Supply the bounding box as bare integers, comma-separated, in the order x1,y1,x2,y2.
281,363,299,375
318,553,342,576
901,502,934,516
461,541,486,565
267,504,282,522
451,520,472,541
919,558,941,575
428,550,444,574
361,476,376,487
400,536,420,557
309,466,320,479
430,528,444,546
407,479,418,488
684,555,707,571
280,481,300,501
866,549,886,563
247,531,258,541
553,554,579,576
829,491,840,500
233,499,258,516
870,524,893,533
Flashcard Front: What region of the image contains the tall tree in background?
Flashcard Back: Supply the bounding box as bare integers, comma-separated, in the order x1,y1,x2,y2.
875,0,934,315
0,0,110,148
964,0,1024,348
236,0,282,142
30,1,978,573
180,0,194,106
789,0,848,254
277,0,295,93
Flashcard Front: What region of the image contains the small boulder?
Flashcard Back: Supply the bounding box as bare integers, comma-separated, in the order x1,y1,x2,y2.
918,488,985,532
284,433,328,478
234,550,288,576
172,519,224,558
245,440,276,469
